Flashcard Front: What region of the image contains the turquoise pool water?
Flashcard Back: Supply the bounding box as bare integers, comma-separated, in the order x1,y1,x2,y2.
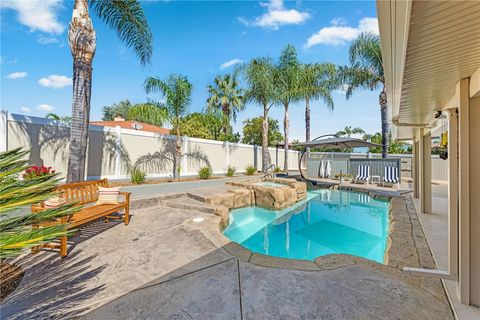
223,189,390,263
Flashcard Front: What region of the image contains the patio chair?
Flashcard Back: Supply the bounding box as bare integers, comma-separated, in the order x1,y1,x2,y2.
353,165,370,184
382,166,400,188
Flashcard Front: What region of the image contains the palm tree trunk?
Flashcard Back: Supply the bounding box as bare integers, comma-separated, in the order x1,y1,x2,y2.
175,126,182,181
283,102,289,172
222,104,229,134
66,0,96,182
261,105,271,172
305,96,310,142
379,88,389,158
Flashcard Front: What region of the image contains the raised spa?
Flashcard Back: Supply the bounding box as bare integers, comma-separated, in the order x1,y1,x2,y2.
223,189,390,263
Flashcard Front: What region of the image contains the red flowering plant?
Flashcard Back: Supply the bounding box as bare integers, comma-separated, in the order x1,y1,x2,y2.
23,165,56,180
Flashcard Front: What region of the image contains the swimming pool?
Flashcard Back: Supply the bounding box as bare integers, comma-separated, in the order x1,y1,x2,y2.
223,189,390,263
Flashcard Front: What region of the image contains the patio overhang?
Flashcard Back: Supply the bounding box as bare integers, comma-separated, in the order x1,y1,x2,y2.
377,0,480,140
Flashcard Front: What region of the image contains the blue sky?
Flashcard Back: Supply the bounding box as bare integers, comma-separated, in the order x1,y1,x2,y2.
1,0,380,140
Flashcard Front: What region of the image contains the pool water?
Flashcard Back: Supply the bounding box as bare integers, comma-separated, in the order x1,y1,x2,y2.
223,189,390,263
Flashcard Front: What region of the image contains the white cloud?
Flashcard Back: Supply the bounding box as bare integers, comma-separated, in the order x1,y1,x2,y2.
21,107,32,113
38,74,72,88
220,59,243,70
305,17,378,48
0,0,64,34
36,34,60,45
36,104,54,112
7,72,27,79
238,0,310,30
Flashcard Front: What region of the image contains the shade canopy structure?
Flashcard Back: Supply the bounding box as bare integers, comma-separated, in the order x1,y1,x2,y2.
290,137,381,150
286,136,381,182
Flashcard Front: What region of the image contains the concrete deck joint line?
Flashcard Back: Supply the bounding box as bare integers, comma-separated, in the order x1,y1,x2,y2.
237,259,244,320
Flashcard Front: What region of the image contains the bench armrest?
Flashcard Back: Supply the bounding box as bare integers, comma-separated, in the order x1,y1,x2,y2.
119,191,131,204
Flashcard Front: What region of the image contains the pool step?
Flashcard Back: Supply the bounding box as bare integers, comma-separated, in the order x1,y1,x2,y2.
162,195,217,214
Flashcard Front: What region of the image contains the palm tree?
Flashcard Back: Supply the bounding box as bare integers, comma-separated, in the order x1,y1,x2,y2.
127,103,168,127
337,32,388,158
66,0,153,182
0,148,77,259
298,63,336,142
240,58,278,172
143,75,193,180
206,73,245,134
335,126,365,138
46,113,72,123
276,45,301,171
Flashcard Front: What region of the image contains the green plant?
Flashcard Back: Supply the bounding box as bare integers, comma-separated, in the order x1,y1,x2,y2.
198,166,213,179
0,148,77,259
274,166,281,173
130,166,146,184
225,166,236,177
244,165,256,176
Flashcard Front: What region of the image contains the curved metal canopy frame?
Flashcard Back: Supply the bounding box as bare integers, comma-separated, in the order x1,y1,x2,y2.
298,134,337,182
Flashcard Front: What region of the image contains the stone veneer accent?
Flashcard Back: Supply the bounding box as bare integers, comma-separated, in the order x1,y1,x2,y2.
226,177,307,210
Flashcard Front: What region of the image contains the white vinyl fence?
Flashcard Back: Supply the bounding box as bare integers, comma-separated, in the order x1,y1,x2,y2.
0,111,299,180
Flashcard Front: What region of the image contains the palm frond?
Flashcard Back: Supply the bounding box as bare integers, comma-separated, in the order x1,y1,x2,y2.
0,148,78,259
90,0,153,65
127,103,168,127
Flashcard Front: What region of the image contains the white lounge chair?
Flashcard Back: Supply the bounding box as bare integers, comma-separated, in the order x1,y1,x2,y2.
382,166,399,187
353,165,370,184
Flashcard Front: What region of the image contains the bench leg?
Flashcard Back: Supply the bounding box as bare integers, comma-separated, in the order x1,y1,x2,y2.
124,207,130,225
60,236,68,257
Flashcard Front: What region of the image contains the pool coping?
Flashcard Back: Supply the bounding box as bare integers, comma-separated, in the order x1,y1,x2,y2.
219,190,435,272
136,187,438,274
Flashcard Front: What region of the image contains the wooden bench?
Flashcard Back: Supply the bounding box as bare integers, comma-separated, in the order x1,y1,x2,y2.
32,178,131,257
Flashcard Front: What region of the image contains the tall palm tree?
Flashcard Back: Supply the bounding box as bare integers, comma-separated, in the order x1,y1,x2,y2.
337,32,388,158
298,63,336,142
144,75,193,180
335,126,365,138
241,58,278,172
277,44,301,171
206,73,245,134
66,0,153,182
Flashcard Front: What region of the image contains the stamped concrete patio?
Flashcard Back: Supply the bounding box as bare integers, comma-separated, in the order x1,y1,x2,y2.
2,184,454,319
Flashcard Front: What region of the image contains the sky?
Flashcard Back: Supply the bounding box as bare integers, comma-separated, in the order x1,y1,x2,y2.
0,0,381,140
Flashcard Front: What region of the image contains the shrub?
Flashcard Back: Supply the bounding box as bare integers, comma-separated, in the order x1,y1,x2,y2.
244,165,256,176
225,166,236,177
198,166,213,179
274,166,281,173
23,165,55,180
130,166,146,184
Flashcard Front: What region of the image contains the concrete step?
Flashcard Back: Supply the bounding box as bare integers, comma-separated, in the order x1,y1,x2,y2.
162,195,217,214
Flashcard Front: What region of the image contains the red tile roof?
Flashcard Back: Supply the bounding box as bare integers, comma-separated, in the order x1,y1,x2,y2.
90,121,171,135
